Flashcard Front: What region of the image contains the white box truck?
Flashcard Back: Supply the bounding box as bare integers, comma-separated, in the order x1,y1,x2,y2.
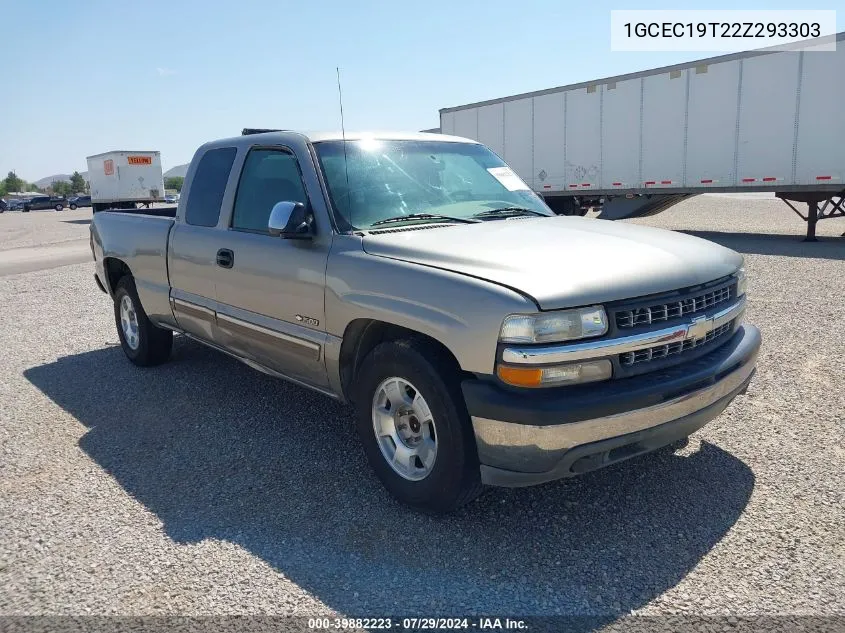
87,151,165,213
439,33,844,239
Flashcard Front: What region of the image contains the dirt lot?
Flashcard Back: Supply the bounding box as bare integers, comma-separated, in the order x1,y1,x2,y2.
0,205,172,275
0,196,843,620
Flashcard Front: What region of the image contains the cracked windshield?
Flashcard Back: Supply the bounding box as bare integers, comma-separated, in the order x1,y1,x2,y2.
314,140,552,229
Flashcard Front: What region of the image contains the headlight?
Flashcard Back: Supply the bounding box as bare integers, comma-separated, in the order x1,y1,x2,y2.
499,306,608,344
497,359,612,388
735,267,747,297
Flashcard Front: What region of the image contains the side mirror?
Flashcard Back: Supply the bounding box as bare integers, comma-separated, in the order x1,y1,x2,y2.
268,201,313,239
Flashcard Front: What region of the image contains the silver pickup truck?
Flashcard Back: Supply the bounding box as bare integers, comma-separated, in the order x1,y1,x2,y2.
91,130,761,512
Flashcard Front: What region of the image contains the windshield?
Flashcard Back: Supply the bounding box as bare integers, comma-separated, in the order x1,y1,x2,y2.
313,140,553,230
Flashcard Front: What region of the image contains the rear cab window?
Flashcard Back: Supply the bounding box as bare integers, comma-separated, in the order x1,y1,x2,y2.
185,147,237,227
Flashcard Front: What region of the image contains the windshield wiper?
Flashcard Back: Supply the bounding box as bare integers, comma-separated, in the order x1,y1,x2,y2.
473,207,547,218
370,213,480,227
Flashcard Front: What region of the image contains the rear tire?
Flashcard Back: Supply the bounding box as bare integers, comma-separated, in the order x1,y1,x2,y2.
354,339,483,513
113,276,172,367
55,204,63,211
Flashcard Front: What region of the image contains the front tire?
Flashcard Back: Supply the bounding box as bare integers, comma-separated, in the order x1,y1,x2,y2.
354,339,483,513
113,276,173,366
70,204,77,210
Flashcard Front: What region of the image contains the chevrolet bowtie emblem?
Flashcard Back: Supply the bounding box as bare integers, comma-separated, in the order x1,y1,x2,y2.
687,315,714,340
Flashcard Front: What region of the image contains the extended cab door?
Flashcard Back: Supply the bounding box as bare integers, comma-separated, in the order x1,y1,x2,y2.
211,144,332,390
168,146,238,342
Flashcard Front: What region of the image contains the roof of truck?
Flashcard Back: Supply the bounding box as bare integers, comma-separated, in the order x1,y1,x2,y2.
304,131,474,143
214,130,476,145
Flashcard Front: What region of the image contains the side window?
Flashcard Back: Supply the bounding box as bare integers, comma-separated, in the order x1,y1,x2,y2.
185,147,237,227
231,149,308,233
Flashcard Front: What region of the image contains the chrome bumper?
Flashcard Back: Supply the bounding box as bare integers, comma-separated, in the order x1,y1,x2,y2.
472,325,760,487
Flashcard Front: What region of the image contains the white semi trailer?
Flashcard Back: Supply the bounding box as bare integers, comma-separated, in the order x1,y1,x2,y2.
439,33,844,239
87,150,165,213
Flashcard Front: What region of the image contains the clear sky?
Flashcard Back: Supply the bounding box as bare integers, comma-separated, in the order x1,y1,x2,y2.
1,0,841,180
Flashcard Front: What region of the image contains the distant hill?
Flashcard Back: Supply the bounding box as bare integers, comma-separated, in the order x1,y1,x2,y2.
34,172,88,188
163,164,189,179
34,164,188,187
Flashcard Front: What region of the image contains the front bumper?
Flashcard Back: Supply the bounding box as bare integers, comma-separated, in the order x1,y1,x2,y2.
462,324,761,487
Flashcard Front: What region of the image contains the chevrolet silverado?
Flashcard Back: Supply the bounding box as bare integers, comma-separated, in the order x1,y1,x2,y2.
90,130,760,512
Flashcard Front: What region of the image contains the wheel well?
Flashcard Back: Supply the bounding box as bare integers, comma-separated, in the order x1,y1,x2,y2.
339,320,466,402
103,258,132,295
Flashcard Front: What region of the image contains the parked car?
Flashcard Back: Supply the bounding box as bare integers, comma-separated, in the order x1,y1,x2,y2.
69,195,92,210
164,194,177,204
90,130,760,513
23,195,67,212
0,199,7,213
7,199,26,211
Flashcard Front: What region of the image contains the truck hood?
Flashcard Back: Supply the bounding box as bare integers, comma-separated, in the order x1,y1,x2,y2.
361,216,743,309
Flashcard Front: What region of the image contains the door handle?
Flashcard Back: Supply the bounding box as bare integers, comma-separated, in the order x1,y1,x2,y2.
216,248,234,268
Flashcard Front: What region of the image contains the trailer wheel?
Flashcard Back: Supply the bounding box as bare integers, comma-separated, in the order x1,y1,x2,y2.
543,196,584,216
113,276,173,367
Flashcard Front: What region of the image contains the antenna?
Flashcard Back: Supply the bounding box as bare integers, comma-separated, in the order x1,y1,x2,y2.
336,67,352,228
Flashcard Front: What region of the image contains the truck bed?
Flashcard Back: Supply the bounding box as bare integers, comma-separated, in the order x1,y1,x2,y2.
90,210,176,320
92,206,177,218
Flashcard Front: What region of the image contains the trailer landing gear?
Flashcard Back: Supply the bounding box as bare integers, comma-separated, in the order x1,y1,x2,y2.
776,190,845,242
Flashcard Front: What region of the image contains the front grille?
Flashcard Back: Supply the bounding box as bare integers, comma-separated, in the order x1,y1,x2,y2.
620,320,734,366
616,285,732,329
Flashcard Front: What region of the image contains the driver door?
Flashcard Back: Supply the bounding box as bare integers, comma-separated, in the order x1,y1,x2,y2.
212,146,331,390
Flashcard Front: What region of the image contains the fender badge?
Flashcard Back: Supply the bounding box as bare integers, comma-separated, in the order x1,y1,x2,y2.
295,315,320,327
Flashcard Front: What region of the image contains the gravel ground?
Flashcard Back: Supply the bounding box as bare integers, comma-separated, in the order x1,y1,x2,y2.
0,195,843,620
0,204,172,251
0,208,93,251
